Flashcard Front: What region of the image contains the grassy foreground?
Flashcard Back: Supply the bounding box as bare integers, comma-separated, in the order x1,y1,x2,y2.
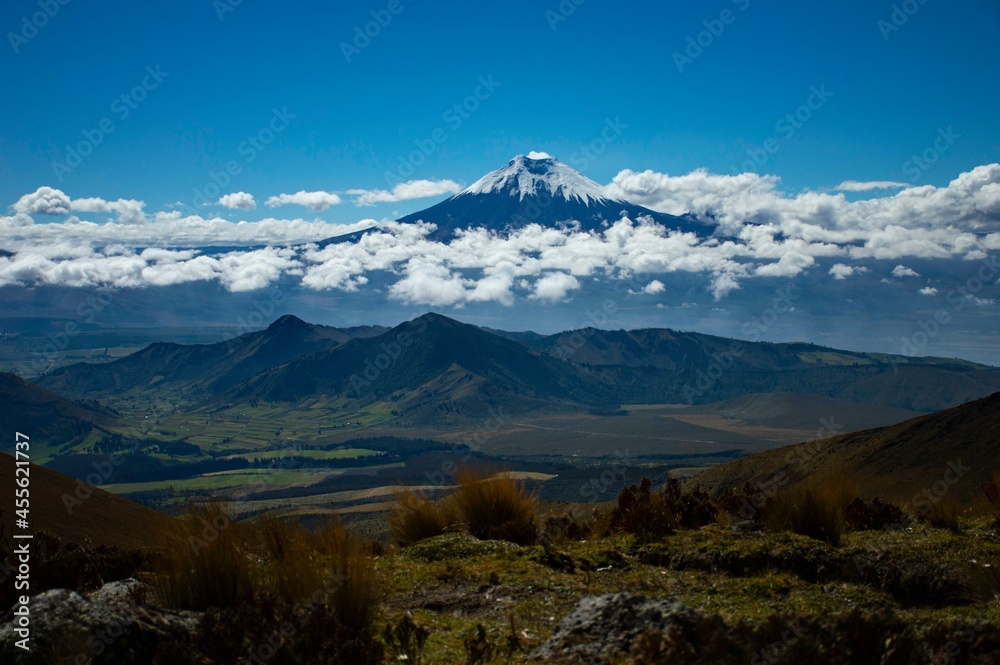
5,471,1000,663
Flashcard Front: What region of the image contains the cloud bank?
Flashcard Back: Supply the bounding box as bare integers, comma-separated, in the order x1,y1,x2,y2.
2,163,999,306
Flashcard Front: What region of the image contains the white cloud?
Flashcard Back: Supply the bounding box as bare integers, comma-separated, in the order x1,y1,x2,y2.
265,191,342,211
919,287,938,296
829,263,869,280
643,280,665,294
607,163,1000,246
388,259,472,307
527,151,552,159
530,272,580,302
755,251,814,277
217,192,256,210
347,179,462,206
835,180,908,192
70,197,146,224
13,187,72,215
12,187,147,224
0,210,375,249
891,265,920,278
709,272,742,300
0,245,300,292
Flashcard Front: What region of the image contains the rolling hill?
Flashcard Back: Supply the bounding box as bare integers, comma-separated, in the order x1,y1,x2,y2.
523,327,1000,412
0,372,122,459
690,391,1000,503
680,392,922,432
0,451,174,548
37,315,387,398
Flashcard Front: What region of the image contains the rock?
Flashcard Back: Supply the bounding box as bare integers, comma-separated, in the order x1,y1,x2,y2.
529,593,697,664
400,532,521,562
0,587,202,664
89,578,146,604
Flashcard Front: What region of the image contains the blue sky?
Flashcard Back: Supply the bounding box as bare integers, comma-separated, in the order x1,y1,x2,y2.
2,0,998,225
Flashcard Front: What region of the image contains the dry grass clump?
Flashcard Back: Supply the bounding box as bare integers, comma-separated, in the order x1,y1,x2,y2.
151,502,383,664
763,475,857,546
388,487,456,546
920,494,962,533
981,468,1000,525
449,467,539,545
151,502,257,611
386,468,538,546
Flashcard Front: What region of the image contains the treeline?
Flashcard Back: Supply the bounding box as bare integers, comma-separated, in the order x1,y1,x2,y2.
87,434,200,457
320,436,463,456
45,451,249,485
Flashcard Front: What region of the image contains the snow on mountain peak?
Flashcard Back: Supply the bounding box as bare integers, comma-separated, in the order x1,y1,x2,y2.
460,154,613,205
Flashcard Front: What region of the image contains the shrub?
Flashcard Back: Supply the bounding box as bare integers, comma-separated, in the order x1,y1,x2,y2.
388,488,455,546
462,623,495,664
661,478,720,528
539,509,590,546
383,613,431,665
964,560,1000,605
715,482,768,526
609,477,676,542
449,467,538,545
843,497,906,531
763,476,856,545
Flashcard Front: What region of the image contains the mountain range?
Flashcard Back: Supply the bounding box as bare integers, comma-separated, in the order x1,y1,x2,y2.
36,313,1000,423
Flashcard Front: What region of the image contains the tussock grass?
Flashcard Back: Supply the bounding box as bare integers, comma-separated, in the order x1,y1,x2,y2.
449,467,538,545
982,468,1000,524
764,475,858,545
151,503,383,663
151,502,257,611
921,494,962,533
388,488,456,546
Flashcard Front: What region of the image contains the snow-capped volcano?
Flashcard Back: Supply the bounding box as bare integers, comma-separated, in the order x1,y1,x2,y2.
325,154,706,245
460,153,614,205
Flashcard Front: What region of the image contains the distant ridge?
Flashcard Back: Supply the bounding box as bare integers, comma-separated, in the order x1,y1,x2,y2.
38,316,387,397
36,313,1000,423
691,391,1000,503
225,312,617,423
0,372,121,457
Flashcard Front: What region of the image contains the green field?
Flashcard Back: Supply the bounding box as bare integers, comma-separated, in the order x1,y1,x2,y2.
222,448,379,461
100,467,334,494
103,399,402,451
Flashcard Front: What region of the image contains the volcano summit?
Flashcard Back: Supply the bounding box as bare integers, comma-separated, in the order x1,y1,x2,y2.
394,153,707,240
